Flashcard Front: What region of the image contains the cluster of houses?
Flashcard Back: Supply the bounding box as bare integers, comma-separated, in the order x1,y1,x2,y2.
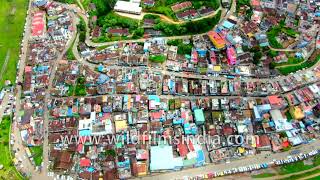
47,78,320,178
18,1,74,165
49,56,320,99
170,1,216,20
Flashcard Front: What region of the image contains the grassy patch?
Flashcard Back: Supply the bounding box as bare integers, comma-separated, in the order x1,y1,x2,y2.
277,54,320,75
252,173,276,178
280,169,320,180
0,0,28,88
307,175,320,180
55,0,74,3
267,21,299,49
67,84,74,96
267,26,283,49
0,116,24,180
154,10,221,36
29,146,43,166
279,161,314,175
149,54,166,63
273,56,304,67
167,39,193,55
236,0,253,19
75,76,87,96
145,0,220,20
66,48,76,60
82,0,91,10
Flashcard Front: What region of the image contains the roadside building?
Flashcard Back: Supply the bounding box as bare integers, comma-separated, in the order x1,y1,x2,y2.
208,31,226,49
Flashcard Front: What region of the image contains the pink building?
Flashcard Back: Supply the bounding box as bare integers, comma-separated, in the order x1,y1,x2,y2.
191,50,198,63
227,46,236,65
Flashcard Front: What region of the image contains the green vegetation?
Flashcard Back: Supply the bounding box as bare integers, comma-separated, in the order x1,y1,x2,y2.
90,0,112,17
254,155,320,179
0,116,24,180
267,27,283,49
252,173,276,178
149,54,166,63
277,54,320,75
77,17,86,42
279,155,320,175
285,111,293,121
154,10,221,36
268,50,279,58
82,0,91,10
307,176,320,180
93,12,143,42
249,46,263,65
105,149,116,157
66,34,76,60
267,21,299,49
54,0,74,4
90,0,221,43
280,169,320,180
29,146,43,166
75,76,87,96
67,84,74,96
144,0,220,21
66,49,76,60
272,56,304,67
167,39,193,55
0,0,28,88
236,0,253,19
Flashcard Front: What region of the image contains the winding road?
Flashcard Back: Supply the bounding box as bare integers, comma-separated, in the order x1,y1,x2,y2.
115,6,223,25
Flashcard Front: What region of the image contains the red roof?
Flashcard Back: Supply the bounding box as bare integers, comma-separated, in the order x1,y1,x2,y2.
268,95,282,105
171,1,192,12
77,144,83,152
188,140,195,152
257,135,271,147
25,66,32,73
80,158,91,167
177,140,189,157
282,141,290,147
31,11,45,37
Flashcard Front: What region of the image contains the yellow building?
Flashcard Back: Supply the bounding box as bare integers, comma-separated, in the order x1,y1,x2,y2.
208,31,226,49
289,106,304,120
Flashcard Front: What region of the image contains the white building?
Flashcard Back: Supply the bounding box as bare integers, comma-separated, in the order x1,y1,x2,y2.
114,0,142,15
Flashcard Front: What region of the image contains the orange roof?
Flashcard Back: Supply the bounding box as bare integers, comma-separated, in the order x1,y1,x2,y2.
268,95,282,105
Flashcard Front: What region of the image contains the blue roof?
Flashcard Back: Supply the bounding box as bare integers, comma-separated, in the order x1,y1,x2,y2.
194,109,205,123
87,167,95,172
35,65,49,72
97,65,103,72
196,150,205,165
97,74,109,85
79,129,92,136
222,20,235,29
67,107,73,117
148,95,160,102
150,145,175,171
260,42,269,47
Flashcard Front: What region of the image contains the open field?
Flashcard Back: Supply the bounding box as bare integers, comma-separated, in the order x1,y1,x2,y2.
29,146,43,166
0,0,28,89
0,116,24,180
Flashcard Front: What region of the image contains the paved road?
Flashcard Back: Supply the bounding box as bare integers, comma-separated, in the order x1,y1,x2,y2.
11,0,40,178
116,7,223,24
39,11,78,179
64,0,234,47
139,140,320,180
11,1,77,179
